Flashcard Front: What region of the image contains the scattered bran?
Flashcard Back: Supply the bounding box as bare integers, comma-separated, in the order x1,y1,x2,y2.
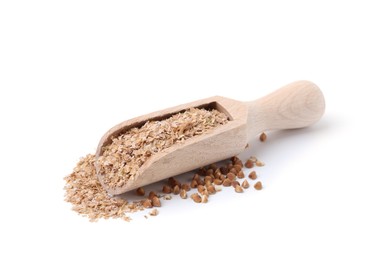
96,108,228,189
64,154,136,222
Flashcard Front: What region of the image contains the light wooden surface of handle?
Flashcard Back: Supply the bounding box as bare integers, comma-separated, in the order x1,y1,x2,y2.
247,80,325,137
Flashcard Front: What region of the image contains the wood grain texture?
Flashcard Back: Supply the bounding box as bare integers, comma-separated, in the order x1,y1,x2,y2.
246,80,325,137
96,80,325,194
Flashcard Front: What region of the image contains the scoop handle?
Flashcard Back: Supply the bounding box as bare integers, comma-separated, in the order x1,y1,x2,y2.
246,80,325,137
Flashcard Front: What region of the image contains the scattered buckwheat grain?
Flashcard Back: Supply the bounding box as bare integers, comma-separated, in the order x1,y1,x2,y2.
231,181,240,188
197,185,206,193
260,132,267,142
237,171,245,179
173,185,180,195
254,181,263,190
190,180,198,188
222,179,232,187
248,171,257,180
152,196,161,207
136,187,145,196
201,194,209,203
213,179,222,185
181,183,191,192
242,179,250,189
148,191,157,200
142,199,153,208
245,160,254,168
180,189,187,199
207,185,216,195
191,193,202,203
162,185,172,194
235,185,244,193
227,172,236,181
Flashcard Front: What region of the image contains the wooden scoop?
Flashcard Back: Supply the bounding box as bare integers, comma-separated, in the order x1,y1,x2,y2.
96,80,325,195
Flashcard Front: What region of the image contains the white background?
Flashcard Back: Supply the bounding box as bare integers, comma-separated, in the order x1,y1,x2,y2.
1,1,389,259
